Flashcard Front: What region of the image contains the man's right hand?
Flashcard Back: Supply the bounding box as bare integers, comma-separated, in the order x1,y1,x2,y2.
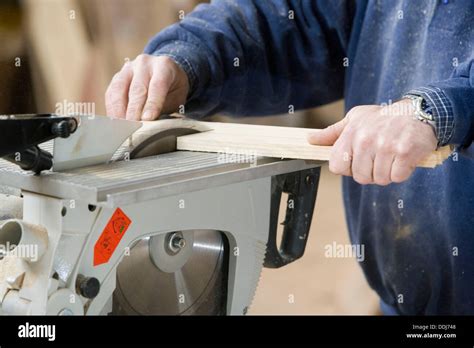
105,54,190,121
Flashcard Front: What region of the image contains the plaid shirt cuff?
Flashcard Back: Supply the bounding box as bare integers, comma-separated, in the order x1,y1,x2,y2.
404,87,455,146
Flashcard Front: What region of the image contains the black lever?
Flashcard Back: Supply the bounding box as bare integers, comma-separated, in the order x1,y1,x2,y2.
264,167,321,268
3,146,53,174
0,114,78,174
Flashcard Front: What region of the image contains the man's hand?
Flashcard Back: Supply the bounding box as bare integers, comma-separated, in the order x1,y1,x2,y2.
105,54,190,121
308,99,438,185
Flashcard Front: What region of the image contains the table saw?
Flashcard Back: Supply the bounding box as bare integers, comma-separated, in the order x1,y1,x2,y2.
0,114,322,315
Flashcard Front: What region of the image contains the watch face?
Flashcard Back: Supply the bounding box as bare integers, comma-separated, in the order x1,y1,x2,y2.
420,98,428,109
422,102,433,118
416,97,433,118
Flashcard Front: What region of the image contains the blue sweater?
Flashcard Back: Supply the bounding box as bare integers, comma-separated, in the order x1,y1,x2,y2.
145,0,474,314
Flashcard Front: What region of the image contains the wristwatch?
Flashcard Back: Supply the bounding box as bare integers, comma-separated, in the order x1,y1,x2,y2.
403,94,437,133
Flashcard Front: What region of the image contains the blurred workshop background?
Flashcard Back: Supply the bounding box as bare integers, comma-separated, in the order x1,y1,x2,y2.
0,0,379,314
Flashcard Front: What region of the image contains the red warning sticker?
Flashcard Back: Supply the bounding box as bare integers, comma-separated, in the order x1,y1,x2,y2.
93,208,132,266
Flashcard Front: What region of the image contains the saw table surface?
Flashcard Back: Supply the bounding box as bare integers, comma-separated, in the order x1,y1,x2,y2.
0,151,320,207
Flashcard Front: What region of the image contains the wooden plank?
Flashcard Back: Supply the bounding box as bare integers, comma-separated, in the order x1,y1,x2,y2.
130,119,451,168
174,121,451,168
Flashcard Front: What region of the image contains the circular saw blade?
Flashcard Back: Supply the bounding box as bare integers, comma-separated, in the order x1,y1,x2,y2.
112,123,226,315
113,230,225,315
111,118,202,162
130,127,199,158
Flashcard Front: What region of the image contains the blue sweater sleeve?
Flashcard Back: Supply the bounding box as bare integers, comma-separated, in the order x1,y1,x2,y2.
407,58,474,147
143,0,356,118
